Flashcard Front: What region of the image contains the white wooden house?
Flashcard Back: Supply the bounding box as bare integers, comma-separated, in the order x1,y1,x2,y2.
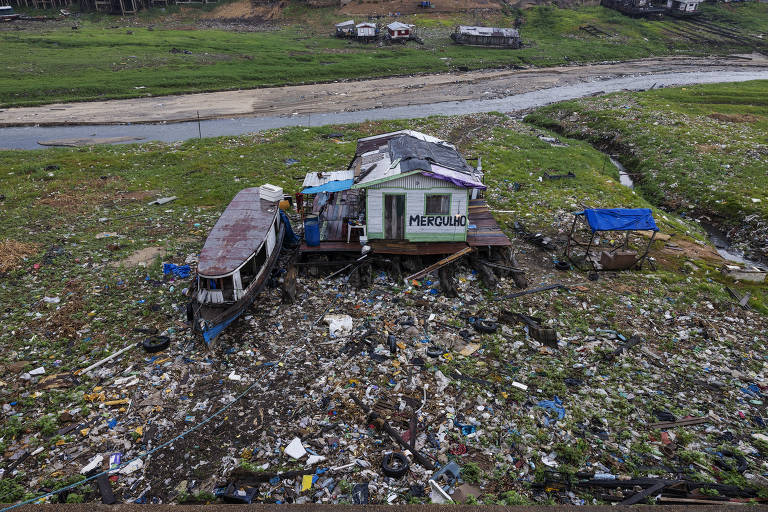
355,22,377,39
349,130,485,243
665,0,702,15
386,21,412,40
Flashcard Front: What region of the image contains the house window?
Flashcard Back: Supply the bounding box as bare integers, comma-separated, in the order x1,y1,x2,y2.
425,194,450,216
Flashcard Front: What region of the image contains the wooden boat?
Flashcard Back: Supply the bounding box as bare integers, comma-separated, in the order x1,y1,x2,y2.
189,188,285,345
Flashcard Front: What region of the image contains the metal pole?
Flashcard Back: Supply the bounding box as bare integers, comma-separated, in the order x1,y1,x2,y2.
197,111,202,139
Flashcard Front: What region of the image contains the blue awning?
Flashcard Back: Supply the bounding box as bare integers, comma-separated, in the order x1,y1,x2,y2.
580,208,659,232
301,179,354,194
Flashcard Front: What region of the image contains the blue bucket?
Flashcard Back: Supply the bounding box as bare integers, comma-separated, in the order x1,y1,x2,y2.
304,215,320,246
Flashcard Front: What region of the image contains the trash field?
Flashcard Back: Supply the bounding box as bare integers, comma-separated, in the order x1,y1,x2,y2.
0,117,767,506
2,229,767,505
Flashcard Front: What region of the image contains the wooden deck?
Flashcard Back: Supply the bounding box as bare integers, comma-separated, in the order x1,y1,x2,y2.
467,199,513,248
298,199,511,256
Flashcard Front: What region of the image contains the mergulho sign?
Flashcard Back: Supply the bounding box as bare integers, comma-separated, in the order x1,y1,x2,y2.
408,215,467,227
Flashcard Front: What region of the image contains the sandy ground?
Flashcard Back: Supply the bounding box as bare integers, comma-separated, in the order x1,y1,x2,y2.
1,54,767,127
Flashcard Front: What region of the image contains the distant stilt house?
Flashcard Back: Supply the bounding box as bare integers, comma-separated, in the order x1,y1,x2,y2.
600,0,665,17
335,19,356,37
386,21,412,41
355,22,377,41
665,0,703,15
450,25,521,48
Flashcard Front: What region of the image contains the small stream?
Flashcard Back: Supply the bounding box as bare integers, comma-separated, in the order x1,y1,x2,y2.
606,155,766,269
609,156,634,188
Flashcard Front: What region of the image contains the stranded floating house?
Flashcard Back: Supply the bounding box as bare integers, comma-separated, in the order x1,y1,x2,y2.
450,25,521,48
297,130,512,263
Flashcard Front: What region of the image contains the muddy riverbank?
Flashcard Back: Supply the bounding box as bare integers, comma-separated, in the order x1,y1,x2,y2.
1,54,767,129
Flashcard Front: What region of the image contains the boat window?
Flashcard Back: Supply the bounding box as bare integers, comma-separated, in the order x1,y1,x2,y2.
254,243,267,269
240,254,256,287
221,275,235,301
204,278,222,290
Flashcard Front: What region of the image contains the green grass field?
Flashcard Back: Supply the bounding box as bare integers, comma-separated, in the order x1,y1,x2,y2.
1,2,767,107
526,79,768,261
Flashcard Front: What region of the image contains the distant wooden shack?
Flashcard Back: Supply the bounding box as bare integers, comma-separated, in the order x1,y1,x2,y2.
386,21,412,41
355,22,377,40
600,0,665,17
665,0,703,16
451,25,521,48
335,19,355,37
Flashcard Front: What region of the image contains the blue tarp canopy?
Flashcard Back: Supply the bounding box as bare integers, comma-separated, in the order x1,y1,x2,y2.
301,179,354,194
580,208,659,232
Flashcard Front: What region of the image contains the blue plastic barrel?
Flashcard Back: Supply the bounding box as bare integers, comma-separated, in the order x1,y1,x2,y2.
304,215,320,246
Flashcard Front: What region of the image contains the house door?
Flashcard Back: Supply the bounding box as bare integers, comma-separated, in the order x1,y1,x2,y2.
384,194,405,239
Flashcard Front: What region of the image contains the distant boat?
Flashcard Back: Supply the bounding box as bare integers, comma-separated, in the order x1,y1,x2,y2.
189,188,286,346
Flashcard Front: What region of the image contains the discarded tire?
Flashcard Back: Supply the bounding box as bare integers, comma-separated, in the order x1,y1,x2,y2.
473,319,498,334
555,260,571,271
381,452,410,478
426,345,444,358
142,335,170,353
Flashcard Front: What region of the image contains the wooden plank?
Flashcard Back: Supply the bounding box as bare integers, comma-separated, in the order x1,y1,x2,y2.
656,497,743,505
620,481,669,505
405,247,473,282
649,415,712,429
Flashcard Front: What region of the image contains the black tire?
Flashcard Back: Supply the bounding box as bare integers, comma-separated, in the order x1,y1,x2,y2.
381,452,410,478
555,260,570,271
426,345,444,358
142,335,170,353
473,319,498,334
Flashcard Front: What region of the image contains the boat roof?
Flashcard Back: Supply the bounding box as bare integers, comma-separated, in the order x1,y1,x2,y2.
197,188,279,277
456,25,519,38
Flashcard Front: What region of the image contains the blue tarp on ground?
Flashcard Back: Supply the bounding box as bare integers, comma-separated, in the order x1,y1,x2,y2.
581,208,659,232
302,179,354,194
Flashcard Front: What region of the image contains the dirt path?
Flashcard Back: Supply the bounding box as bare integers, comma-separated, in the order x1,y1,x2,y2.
1,54,767,127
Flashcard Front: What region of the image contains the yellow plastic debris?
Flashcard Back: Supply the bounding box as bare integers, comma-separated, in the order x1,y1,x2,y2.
103,398,130,406
241,448,253,460
80,428,90,436
301,474,313,492
135,426,143,436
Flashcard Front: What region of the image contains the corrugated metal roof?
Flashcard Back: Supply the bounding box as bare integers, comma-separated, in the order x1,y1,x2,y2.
387,21,411,30
355,129,451,156
302,170,354,188
336,19,355,27
351,132,484,189
356,22,376,28
456,25,519,38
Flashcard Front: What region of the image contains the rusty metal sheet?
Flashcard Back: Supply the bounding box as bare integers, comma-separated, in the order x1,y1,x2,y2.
197,188,279,277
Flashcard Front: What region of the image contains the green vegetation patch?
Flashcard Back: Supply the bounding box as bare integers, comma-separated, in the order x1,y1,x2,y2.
2,2,768,106
526,79,768,261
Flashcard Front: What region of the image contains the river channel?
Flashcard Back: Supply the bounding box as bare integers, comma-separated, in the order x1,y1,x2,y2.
2,69,768,150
